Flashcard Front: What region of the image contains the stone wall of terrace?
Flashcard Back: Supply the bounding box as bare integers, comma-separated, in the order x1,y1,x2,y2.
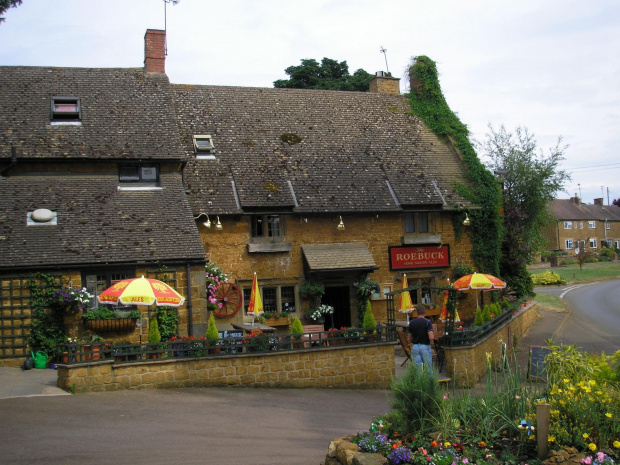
56,342,396,393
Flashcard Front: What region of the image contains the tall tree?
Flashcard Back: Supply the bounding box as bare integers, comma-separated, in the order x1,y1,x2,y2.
274,58,373,92
481,125,570,297
0,0,22,24
613,198,620,207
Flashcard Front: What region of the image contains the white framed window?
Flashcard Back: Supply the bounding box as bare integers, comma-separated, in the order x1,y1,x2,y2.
615,240,620,249
604,239,612,248
564,221,572,229
580,221,584,229
588,221,596,229
193,135,216,159
565,239,573,250
51,96,81,124
606,222,611,230
589,238,597,249
118,164,161,190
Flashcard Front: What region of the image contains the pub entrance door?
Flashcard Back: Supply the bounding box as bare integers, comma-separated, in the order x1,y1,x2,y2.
322,286,351,330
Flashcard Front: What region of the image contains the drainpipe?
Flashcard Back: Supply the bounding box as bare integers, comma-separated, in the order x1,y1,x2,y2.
0,146,18,177
186,262,194,337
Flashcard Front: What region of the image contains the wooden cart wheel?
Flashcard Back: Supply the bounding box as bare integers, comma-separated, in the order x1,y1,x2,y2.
212,282,242,318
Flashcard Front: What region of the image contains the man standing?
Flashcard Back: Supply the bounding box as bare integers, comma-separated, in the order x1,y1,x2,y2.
408,305,434,368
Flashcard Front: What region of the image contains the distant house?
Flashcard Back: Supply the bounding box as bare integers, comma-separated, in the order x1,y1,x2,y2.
544,196,620,253
0,29,480,366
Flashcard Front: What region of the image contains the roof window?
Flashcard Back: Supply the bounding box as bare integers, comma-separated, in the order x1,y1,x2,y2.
118,164,162,190
51,96,81,124
193,135,215,159
27,208,58,226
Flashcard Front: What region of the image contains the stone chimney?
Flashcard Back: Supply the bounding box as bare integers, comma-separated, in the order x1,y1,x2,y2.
369,71,400,94
594,198,604,206
571,194,581,205
144,29,166,73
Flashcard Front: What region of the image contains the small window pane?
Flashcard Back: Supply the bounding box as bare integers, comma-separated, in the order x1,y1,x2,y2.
281,286,295,313
119,166,140,181
267,216,280,237
263,287,277,312
565,240,573,249
54,103,78,112
243,288,252,314
141,167,157,181
418,213,428,233
564,221,572,229
405,213,415,233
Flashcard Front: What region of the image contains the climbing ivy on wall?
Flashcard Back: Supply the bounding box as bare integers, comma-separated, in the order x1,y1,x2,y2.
407,56,502,276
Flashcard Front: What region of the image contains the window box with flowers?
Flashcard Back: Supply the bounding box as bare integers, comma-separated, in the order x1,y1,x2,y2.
258,311,292,327
83,307,140,332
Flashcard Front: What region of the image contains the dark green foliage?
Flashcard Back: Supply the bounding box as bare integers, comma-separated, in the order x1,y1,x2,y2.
155,306,178,341
451,263,475,281
407,56,502,277
26,273,66,359
356,278,379,324
474,308,485,326
502,262,533,299
83,307,140,320
274,58,373,92
0,0,22,23
389,363,441,436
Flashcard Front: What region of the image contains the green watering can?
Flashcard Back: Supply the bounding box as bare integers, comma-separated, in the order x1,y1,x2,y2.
31,350,47,369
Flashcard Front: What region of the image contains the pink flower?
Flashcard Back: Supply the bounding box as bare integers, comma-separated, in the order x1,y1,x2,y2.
462,460,469,464
597,452,605,463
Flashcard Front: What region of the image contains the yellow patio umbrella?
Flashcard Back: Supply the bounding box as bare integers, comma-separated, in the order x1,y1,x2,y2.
247,272,264,325
398,274,415,322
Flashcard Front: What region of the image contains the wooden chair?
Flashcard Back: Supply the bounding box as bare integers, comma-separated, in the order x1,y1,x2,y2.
396,328,412,366
301,325,327,347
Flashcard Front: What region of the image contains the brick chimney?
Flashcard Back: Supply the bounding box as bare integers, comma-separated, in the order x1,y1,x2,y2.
571,194,581,205
369,72,400,94
144,29,166,73
594,198,604,206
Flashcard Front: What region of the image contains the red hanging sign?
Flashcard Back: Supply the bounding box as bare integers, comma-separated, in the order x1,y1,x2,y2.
389,245,451,271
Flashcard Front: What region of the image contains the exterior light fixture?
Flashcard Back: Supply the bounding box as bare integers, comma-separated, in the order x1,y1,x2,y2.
203,214,212,228
337,216,345,231
463,213,470,227
215,216,223,230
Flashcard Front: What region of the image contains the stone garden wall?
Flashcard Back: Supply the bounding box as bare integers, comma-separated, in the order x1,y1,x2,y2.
57,342,395,393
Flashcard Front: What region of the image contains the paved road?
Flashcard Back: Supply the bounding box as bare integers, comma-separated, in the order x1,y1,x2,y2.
535,279,620,354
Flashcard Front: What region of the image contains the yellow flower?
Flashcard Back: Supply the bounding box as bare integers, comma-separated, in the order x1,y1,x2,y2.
548,435,556,443
563,378,570,383
588,443,597,451
583,433,589,439
605,413,612,418
444,442,451,448
589,379,596,386
614,440,620,448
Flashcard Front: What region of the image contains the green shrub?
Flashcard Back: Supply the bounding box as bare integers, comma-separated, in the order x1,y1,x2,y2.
501,298,510,309
205,312,219,342
290,317,304,335
362,301,377,329
474,307,484,326
452,263,475,281
155,306,178,341
147,317,161,344
531,270,566,286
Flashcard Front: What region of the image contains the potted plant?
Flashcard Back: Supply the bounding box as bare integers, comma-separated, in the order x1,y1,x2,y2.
290,316,304,349
362,302,377,342
78,330,104,361
147,317,162,359
113,340,141,362
205,312,220,354
304,304,334,324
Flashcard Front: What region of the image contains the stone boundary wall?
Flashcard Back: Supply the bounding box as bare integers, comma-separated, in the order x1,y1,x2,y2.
57,343,396,393
444,302,538,387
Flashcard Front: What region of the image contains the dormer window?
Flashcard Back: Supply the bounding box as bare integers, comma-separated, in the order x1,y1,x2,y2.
193,135,215,159
118,164,161,190
51,96,81,124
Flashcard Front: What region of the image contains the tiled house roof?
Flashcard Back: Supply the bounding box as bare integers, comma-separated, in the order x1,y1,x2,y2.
0,67,187,161
549,199,620,222
0,173,206,270
173,85,473,215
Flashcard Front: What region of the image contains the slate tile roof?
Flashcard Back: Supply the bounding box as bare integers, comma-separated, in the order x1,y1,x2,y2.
0,67,187,161
173,85,473,214
0,172,206,270
549,199,620,222
301,243,377,271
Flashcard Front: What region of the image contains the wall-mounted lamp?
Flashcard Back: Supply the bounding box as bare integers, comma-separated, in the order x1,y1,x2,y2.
215,216,223,230
337,216,345,231
203,214,212,228
463,213,470,227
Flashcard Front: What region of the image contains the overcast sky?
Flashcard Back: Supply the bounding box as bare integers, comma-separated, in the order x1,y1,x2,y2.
2,0,619,205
